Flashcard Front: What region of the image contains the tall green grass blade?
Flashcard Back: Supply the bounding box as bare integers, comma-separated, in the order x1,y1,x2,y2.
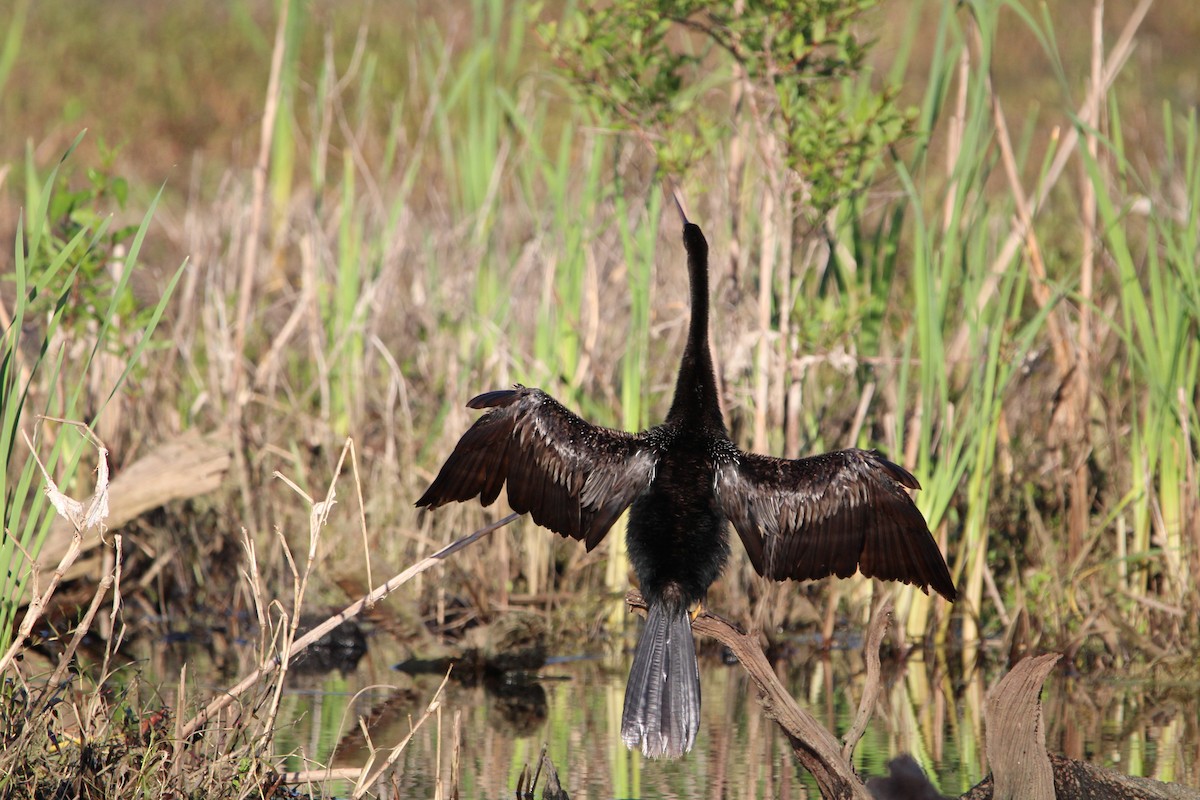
269,0,305,230
0,0,29,97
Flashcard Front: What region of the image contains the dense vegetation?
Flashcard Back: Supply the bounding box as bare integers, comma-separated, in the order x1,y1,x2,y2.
1,0,1197,796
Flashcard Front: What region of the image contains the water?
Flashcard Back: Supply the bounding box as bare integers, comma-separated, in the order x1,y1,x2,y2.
240,630,1199,798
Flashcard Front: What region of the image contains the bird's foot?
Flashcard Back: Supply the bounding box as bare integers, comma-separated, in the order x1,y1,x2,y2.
689,600,706,622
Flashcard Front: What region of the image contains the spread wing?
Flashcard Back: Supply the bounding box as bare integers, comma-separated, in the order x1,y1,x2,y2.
416,386,657,550
715,449,956,600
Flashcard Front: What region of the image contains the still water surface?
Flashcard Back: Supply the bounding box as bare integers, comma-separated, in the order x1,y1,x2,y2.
224,628,1199,799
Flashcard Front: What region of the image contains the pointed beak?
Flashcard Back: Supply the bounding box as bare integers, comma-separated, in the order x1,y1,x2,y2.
665,181,690,227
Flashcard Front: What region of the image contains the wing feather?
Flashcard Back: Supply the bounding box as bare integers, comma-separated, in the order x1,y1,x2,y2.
716,449,956,600
417,386,657,550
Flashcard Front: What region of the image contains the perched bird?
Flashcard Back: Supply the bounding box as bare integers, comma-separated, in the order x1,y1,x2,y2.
416,203,956,759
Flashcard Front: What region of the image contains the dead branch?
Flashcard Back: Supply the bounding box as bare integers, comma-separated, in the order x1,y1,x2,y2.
842,598,892,762
626,593,1200,800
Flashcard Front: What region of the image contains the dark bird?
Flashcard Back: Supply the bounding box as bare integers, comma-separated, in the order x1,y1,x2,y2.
416,203,956,759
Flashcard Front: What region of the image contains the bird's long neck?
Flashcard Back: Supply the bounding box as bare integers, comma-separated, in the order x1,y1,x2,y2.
667,223,725,431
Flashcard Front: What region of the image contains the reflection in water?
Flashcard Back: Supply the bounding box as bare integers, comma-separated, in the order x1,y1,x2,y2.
487,675,549,738
263,634,1198,798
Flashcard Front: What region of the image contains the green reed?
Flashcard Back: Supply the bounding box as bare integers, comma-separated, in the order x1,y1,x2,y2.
0,143,91,651
1085,99,1200,615
0,137,183,651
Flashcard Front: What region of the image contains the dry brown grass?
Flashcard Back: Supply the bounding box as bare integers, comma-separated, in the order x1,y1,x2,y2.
1,423,510,797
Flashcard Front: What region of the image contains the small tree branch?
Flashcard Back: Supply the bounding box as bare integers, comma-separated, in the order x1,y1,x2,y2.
842,597,892,762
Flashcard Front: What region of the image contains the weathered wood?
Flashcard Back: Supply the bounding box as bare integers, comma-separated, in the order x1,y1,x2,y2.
957,652,1200,800
961,754,1200,800
626,591,872,800
842,599,892,762
1044,754,1200,799
986,652,1059,800
625,589,1199,800
32,427,232,583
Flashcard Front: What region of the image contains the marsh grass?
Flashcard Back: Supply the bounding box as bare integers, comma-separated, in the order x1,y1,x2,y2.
1,0,1200,791
0,137,184,654
9,0,1196,657
1,421,492,798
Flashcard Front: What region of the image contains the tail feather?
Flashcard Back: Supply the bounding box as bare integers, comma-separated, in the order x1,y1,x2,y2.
620,604,700,758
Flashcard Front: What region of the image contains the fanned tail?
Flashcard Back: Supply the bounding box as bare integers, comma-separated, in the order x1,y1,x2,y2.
620,604,700,759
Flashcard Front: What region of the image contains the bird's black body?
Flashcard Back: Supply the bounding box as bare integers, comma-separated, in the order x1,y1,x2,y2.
625,429,732,614
417,213,956,759
625,224,732,619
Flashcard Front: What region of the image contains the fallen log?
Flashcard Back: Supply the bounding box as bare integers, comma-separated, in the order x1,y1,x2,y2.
959,754,1200,800
30,427,232,586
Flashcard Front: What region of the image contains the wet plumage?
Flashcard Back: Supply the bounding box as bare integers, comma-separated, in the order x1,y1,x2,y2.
417,211,956,759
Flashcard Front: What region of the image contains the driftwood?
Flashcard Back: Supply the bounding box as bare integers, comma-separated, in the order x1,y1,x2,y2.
31,427,232,584
986,653,1058,800
626,592,1200,800
958,652,1198,800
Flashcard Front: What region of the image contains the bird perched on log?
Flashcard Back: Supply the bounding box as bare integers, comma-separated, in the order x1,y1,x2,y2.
417,197,956,759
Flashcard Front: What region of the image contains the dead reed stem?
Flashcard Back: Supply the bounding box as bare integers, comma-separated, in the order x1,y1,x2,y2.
280,767,363,784
947,0,1154,362
230,0,289,401
352,668,453,797
37,551,114,701
0,426,110,677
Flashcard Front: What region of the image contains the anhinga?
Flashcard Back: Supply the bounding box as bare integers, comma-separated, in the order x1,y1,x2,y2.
416,203,956,759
